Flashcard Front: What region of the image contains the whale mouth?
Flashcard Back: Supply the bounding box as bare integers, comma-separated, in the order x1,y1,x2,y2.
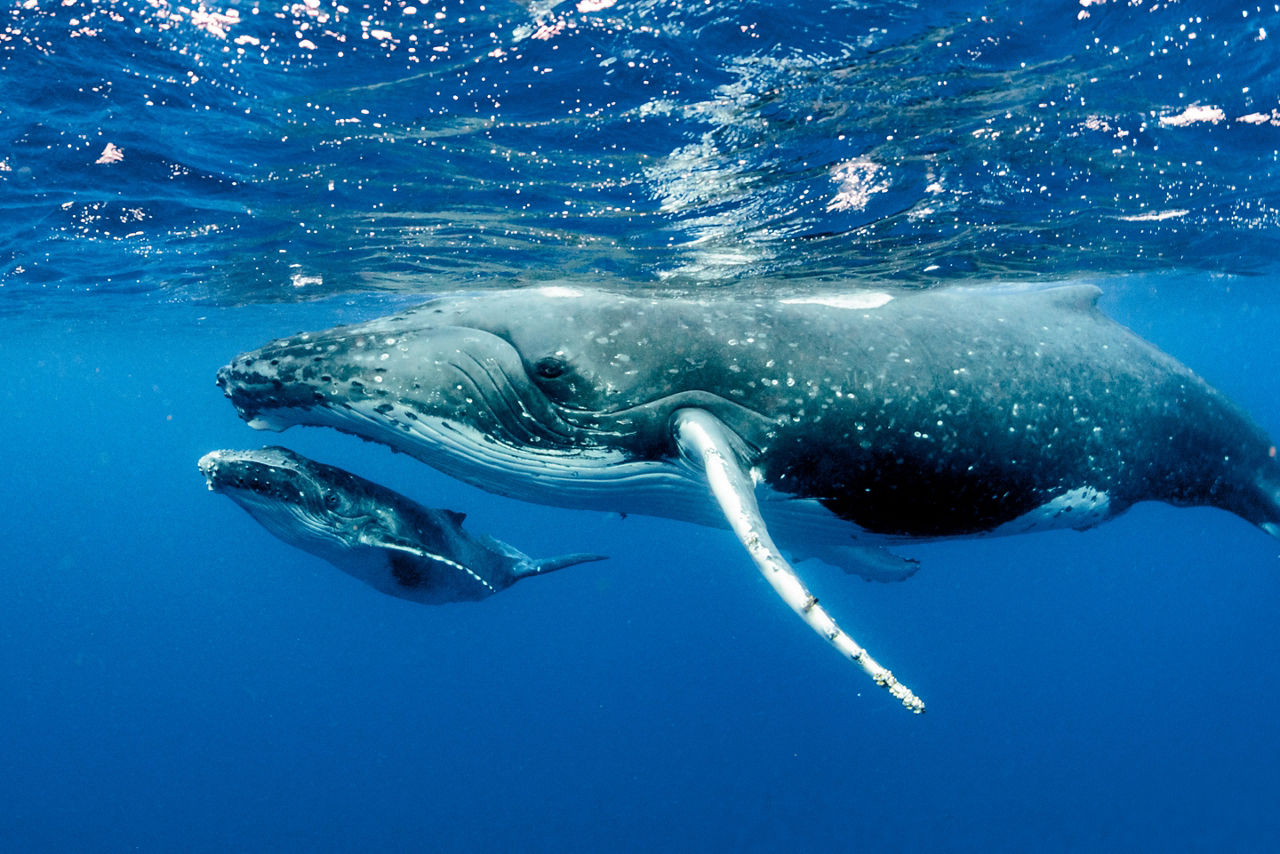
199,447,380,548
216,325,591,442
214,326,721,516
199,447,329,510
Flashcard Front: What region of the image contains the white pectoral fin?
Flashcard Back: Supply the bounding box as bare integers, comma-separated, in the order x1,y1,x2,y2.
672,408,925,714
367,532,431,558
367,533,498,594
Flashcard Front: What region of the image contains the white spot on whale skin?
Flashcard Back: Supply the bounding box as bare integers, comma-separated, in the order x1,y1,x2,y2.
535,286,586,299
247,415,291,432
780,293,894,310
992,486,1112,536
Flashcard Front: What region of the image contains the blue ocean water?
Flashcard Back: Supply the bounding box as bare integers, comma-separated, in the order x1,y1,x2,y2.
3,0,1280,851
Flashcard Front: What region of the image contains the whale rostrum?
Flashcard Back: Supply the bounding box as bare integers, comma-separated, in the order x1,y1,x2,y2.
216,284,1280,712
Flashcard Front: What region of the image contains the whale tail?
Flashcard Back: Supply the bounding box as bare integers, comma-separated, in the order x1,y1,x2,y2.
523,553,609,577
484,534,608,578
1259,467,1280,540
1248,447,1280,539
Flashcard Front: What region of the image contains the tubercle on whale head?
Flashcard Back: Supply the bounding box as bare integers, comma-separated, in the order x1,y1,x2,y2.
197,446,377,532
215,346,329,428
214,320,458,441
198,447,307,504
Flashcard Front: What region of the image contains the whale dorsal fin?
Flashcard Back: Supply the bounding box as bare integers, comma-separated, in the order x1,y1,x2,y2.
1037,283,1102,312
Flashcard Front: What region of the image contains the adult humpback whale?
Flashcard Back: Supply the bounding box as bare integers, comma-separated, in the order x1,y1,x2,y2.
198,446,605,604
217,284,1280,712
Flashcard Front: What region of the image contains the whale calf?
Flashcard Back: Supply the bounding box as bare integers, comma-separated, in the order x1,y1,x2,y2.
198,446,605,604
217,284,1280,711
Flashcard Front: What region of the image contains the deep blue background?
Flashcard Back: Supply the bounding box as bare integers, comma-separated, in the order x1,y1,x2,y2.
2,278,1277,851
4,0,1280,850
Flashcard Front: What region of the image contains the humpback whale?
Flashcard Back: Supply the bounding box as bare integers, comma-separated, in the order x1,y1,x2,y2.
198,446,605,604
216,284,1280,711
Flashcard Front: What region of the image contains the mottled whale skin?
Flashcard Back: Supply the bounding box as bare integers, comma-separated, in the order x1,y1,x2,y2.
215,284,1280,710
218,285,1280,541
198,446,604,605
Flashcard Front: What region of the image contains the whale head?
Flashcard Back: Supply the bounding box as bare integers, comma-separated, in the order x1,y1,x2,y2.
216,287,773,515
197,446,383,552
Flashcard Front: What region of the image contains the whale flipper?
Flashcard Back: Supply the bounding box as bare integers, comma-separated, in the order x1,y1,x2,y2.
366,534,501,596
804,544,921,583
673,407,926,713
523,553,609,577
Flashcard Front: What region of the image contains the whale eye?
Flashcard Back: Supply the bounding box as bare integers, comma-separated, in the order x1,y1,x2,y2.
323,491,341,509
533,356,568,380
